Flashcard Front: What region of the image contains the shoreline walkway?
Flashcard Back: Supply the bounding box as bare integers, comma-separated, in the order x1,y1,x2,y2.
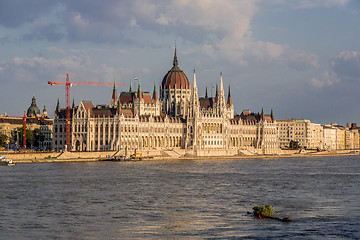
1,149,359,163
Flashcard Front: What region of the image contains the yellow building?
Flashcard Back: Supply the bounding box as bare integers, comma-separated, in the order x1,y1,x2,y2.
277,119,323,149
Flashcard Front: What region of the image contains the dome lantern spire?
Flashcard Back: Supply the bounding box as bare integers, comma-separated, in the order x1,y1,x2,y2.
173,45,179,68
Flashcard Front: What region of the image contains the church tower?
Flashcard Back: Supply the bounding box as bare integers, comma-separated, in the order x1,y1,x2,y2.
110,81,118,108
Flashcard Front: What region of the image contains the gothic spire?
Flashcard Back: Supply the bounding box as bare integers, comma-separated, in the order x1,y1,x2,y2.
192,69,197,89
219,72,226,104
137,78,142,100
205,86,208,98
129,78,133,92
215,84,218,102
173,45,178,67
72,98,75,109
219,72,224,92
270,107,274,122
56,98,60,112
261,107,265,120
227,85,232,105
152,79,158,101
189,70,199,118
111,81,118,102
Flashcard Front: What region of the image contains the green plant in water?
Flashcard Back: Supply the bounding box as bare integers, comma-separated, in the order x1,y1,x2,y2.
253,205,274,218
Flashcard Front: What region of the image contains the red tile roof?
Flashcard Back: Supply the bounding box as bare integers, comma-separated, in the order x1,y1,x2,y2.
199,97,214,109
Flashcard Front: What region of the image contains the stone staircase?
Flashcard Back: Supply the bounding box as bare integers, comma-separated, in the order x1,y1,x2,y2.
56,151,74,159
162,150,182,158
238,149,256,156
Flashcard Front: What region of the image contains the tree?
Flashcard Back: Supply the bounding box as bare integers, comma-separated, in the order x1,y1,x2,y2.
32,128,45,149
0,134,8,148
13,127,32,149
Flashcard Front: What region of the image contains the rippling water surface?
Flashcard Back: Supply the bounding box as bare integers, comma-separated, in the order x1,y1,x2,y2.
1,156,359,239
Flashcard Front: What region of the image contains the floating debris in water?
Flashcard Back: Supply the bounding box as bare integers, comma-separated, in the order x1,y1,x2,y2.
252,205,291,222
253,205,274,218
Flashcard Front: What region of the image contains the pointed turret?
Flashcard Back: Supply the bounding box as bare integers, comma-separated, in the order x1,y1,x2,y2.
110,80,118,107
261,107,265,121
129,78,133,92
72,98,75,109
188,70,199,118
219,72,224,92
215,72,227,116
215,84,218,102
56,98,60,113
270,107,274,122
192,69,198,89
205,86,208,98
112,81,118,101
152,80,158,101
218,72,226,104
227,86,232,105
137,78,142,100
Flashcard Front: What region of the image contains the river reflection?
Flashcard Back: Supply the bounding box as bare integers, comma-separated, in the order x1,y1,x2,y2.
0,156,359,239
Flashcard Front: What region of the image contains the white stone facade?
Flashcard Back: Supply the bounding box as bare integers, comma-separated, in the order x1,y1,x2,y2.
53,50,280,156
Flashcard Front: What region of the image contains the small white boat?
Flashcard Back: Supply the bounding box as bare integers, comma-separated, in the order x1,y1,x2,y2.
0,156,15,166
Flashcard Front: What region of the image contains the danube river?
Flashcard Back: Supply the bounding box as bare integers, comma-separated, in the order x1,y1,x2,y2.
1,156,359,239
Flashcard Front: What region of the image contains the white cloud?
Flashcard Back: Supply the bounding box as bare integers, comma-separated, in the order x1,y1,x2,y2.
310,51,360,89
0,1,327,71
310,71,338,88
141,0,318,70
0,54,98,83
0,47,152,87
330,51,360,81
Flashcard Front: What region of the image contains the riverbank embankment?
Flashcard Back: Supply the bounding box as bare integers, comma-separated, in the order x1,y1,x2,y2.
1,149,359,163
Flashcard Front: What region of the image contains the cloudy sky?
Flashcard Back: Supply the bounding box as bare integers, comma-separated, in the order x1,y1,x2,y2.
1,0,360,125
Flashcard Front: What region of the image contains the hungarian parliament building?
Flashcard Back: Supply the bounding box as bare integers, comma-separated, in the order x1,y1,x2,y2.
53,48,280,156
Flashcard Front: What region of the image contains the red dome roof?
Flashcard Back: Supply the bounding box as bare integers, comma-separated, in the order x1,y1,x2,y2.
161,48,190,90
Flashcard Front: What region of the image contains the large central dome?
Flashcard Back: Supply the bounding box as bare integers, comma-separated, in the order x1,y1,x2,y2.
161,47,190,90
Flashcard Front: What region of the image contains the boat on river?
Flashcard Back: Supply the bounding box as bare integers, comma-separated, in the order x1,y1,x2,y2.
0,156,15,166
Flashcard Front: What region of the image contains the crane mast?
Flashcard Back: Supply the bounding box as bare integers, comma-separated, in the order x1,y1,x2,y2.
23,111,26,151
65,73,71,151
49,73,124,151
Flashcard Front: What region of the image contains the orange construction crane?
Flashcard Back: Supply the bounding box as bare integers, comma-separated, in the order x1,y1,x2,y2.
48,73,124,151
23,111,26,151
